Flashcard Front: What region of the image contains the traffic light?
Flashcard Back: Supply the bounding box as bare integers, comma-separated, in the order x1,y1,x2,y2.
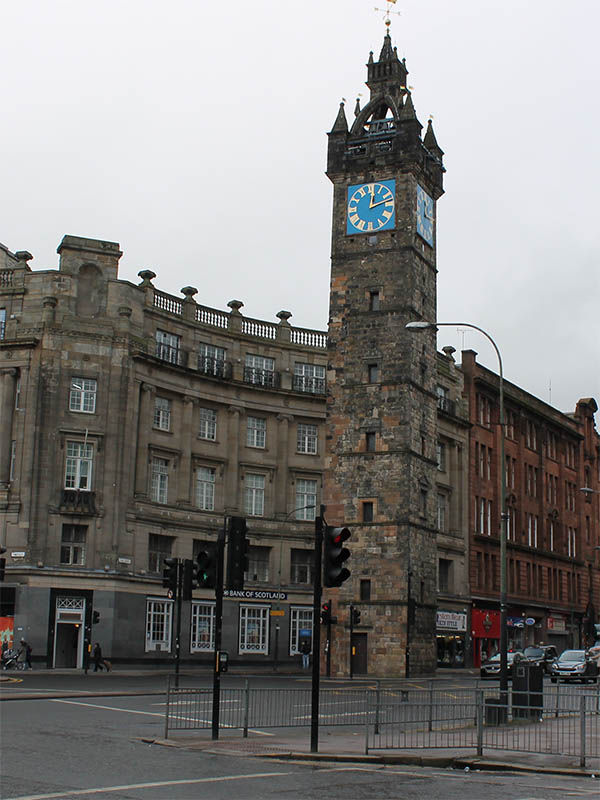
351,606,361,626
0,558,5,583
320,602,331,625
92,610,100,624
227,516,248,591
182,558,200,601
162,557,179,597
323,526,351,587
197,547,217,589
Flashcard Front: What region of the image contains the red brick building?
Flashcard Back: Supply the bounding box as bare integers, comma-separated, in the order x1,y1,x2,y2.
461,351,600,666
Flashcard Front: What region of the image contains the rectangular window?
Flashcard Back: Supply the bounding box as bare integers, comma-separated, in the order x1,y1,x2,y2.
60,524,87,566
0,308,5,340
437,442,446,471
367,363,379,383
477,394,491,427
245,546,270,583
362,501,374,522
145,599,173,652
365,432,376,452
297,423,318,454
244,473,265,516
295,479,317,520
290,606,313,655
15,375,21,409
505,410,515,439
65,441,93,490
525,420,537,450
151,457,169,503
369,290,380,311
290,549,314,584
438,558,452,593
198,407,217,441
69,378,97,414
156,330,181,365
153,397,171,431
247,416,266,448
195,466,215,511
198,342,227,377
245,354,276,387
191,603,215,652
9,440,16,481
437,494,447,531
293,363,326,394
239,605,269,654
360,579,371,601
148,533,172,573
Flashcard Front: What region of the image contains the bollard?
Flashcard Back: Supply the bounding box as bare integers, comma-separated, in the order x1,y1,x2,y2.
580,692,586,769
164,675,171,740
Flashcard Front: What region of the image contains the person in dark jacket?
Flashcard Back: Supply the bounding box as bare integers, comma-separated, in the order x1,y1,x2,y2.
300,639,311,670
92,642,110,672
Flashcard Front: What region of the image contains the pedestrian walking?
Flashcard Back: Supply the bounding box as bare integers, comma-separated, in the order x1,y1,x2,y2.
18,638,33,670
92,642,110,672
300,639,311,670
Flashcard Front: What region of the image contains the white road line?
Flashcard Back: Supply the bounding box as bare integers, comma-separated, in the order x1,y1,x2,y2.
3,771,291,800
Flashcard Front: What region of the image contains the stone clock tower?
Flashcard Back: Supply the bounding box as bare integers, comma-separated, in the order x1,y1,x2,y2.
324,32,444,677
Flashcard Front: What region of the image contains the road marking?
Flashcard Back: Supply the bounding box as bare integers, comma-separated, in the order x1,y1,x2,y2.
49,698,275,736
3,771,291,800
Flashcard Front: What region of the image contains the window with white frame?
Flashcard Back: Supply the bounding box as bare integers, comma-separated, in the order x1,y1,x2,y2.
9,440,16,481
196,466,215,511
295,478,317,520
198,342,227,376
64,441,93,490
567,526,577,558
527,513,538,548
69,378,97,413
15,375,21,409
244,354,276,387
290,549,313,584
245,546,270,583
437,493,447,532
148,533,172,573
151,457,169,503
60,524,87,566
290,607,313,655
156,330,181,365
293,363,325,394
153,397,171,431
244,473,265,516
191,602,215,651
0,308,5,340
145,598,173,652
297,423,318,454
239,605,269,654
198,407,217,441
436,441,446,471
247,416,266,448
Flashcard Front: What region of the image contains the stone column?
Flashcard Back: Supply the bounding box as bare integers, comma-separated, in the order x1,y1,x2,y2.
134,383,155,497
177,396,195,504
225,406,241,512
0,368,17,486
275,413,293,517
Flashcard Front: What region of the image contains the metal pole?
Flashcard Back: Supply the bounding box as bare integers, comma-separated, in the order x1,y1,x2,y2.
274,624,279,672
310,507,324,753
211,521,226,740
326,613,331,678
243,677,250,738
174,560,183,688
406,568,412,679
349,604,354,680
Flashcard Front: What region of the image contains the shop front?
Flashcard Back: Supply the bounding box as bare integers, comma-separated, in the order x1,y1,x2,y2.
471,608,500,668
436,610,468,667
546,614,569,651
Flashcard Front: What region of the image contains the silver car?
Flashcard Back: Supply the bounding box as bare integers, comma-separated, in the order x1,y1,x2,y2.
549,649,599,683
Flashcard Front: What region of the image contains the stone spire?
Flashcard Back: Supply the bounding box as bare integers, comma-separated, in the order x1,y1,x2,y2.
330,101,349,133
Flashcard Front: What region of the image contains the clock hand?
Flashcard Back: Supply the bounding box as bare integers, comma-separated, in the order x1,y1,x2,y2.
369,187,377,208
370,197,392,209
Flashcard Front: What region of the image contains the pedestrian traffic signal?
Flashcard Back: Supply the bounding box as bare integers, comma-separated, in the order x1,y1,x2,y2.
351,606,361,626
92,610,100,624
323,526,351,587
197,547,217,589
182,558,200,601
227,516,249,591
321,603,331,625
162,557,179,597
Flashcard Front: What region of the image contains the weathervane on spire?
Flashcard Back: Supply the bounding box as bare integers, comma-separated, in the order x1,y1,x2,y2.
374,0,401,32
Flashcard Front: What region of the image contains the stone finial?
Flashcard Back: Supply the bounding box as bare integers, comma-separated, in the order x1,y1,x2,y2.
227,300,244,316
137,270,156,287
442,345,456,361
276,310,292,326
15,251,33,263
181,286,198,301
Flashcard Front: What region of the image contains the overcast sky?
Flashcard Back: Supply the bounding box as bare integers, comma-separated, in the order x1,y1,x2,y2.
3,0,598,415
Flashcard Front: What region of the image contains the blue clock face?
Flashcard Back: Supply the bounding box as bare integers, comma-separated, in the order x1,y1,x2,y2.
416,185,434,245
346,180,395,235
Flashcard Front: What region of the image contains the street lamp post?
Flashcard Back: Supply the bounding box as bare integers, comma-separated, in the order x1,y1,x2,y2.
406,320,509,693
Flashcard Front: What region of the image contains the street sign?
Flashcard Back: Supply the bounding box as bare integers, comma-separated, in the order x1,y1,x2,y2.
270,610,285,616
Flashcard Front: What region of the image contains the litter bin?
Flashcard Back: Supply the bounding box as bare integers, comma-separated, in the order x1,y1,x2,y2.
512,663,543,720
484,695,508,725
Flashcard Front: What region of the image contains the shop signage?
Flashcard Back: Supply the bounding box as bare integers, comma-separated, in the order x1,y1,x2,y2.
547,616,566,632
507,616,524,628
270,609,285,616
223,589,288,601
11,551,26,559
436,611,467,632
525,617,535,626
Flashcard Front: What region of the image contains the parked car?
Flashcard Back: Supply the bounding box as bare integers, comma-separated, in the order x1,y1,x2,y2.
521,644,558,673
549,649,599,683
480,650,524,680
